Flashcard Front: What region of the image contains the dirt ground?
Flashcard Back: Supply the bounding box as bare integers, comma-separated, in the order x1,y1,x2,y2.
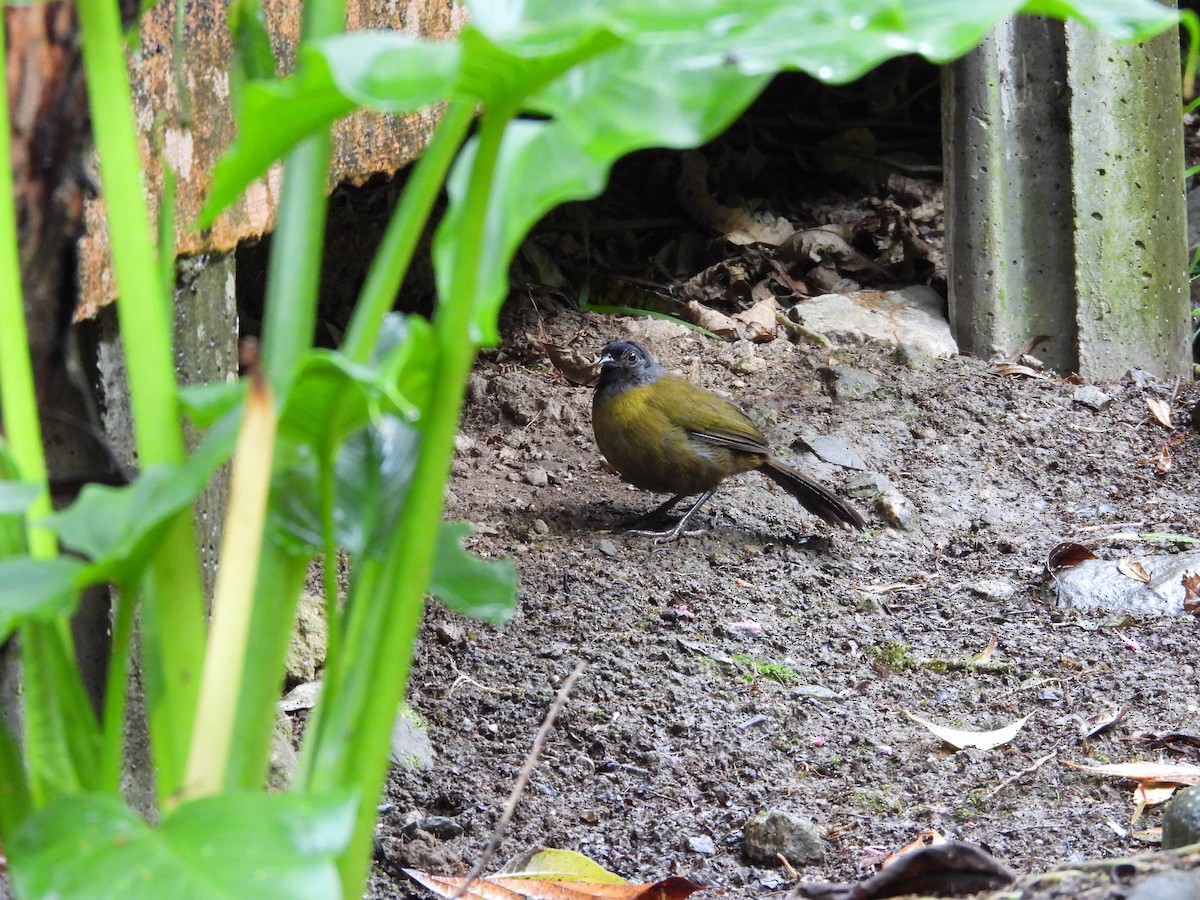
367,301,1200,898
352,65,1200,898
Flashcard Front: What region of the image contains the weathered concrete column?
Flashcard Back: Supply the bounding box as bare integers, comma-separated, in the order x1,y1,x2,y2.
943,14,1190,379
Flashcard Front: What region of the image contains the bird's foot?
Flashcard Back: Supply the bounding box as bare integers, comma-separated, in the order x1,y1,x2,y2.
625,523,708,543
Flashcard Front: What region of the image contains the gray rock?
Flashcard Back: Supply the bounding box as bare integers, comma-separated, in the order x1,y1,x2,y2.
876,489,915,529
285,591,328,683
743,809,825,866
688,834,717,855
789,286,957,358
817,365,881,401
845,472,894,498
390,704,435,770
598,538,620,557
795,433,867,470
524,466,550,487
267,712,298,791
1072,385,1114,411
1051,550,1200,616
1163,784,1200,849
1126,871,1200,900
969,579,1017,602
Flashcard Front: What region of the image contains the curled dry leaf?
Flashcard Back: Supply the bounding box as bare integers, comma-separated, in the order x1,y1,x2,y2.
1061,760,1200,786
1145,396,1173,429
972,636,998,664
733,295,779,343
404,870,704,900
676,151,793,246
882,829,947,868
1183,573,1200,616
904,712,1030,751
1154,443,1172,474
1047,542,1098,573
543,341,599,387
987,363,1047,379
1116,556,1151,584
1079,706,1130,739
683,301,739,340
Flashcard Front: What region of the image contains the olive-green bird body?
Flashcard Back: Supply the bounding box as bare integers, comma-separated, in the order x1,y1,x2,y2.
591,339,864,540
592,371,766,496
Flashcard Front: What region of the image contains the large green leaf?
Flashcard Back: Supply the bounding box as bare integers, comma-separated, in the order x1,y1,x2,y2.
429,521,517,625
10,792,356,899
45,416,237,587
0,557,86,643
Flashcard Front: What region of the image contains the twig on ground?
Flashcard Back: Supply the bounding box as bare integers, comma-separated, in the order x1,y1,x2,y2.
985,750,1057,799
451,661,586,899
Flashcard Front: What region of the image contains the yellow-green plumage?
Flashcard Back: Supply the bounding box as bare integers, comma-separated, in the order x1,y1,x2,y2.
591,339,865,539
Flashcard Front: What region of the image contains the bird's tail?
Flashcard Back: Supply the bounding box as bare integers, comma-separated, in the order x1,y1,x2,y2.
759,456,866,530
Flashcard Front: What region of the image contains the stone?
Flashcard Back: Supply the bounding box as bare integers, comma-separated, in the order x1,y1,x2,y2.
524,466,550,487
285,591,328,683
267,712,298,791
969,579,1017,602
1072,385,1114,411
390,704,436,770
688,834,717,855
1163,784,1200,849
817,365,881,401
1051,550,1200,616
788,286,957,358
795,433,867,470
742,809,825,866
1126,871,1200,900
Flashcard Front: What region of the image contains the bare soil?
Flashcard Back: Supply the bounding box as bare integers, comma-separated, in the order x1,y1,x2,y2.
368,302,1200,898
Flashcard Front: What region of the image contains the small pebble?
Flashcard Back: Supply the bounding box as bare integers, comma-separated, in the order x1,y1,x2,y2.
1125,871,1200,900
598,539,619,557
524,466,549,487
1163,784,1200,849
742,809,825,866
1072,385,1113,411
531,518,550,535
688,835,717,855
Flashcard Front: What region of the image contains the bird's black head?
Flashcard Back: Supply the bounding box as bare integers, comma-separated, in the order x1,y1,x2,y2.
595,340,663,394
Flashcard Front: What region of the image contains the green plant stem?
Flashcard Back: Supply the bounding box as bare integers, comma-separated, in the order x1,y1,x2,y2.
341,100,474,364
332,106,513,896
78,0,209,807
319,454,340,682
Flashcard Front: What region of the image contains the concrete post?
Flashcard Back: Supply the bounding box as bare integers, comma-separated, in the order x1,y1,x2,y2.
943,13,1190,379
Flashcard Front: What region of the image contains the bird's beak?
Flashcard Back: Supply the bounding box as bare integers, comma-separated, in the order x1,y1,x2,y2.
598,351,616,367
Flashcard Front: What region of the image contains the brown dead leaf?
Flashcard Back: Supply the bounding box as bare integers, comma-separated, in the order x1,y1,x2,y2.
1154,444,1173,474
1116,556,1151,584
676,151,793,246
1047,542,1098,573
1061,760,1200,786
794,842,1016,900
1184,573,1200,616
542,341,599,387
683,301,739,340
987,363,1047,379
403,871,703,900
882,829,946,868
972,636,998,664
1079,706,1130,740
733,295,779,343
1146,397,1174,429
1001,335,1052,364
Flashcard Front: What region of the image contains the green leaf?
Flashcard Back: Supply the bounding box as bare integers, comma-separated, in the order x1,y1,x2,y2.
228,0,277,118
0,480,39,514
10,792,357,899
177,380,246,429
429,521,517,625
1022,0,1180,42
0,557,86,642
200,35,460,226
46,417,237,587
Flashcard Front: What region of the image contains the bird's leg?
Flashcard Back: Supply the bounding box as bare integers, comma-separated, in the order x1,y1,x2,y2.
628,489,716,543
623,493,685,530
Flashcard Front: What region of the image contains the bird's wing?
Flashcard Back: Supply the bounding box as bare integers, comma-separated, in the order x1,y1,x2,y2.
647,375,771,455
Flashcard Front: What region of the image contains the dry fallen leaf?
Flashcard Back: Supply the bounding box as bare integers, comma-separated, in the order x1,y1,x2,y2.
683,301,739,340
1047,542,1098,573
732,295,780,343
543,341,599,387
1146,397,1173,429
988,363,1047,379
1061,760,1200,786
904,712,1030,751
972,636,998,664
1116,556,1151,584
404,871,703,900
1131,780,1178,826
882,829,946,868
1078,706,1129,740
1184,573,1200,616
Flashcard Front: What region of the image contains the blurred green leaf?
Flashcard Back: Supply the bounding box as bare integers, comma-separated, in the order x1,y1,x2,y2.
0,558,86,642
46,417,237,587
429,521,517,625
0,481,38,514
11,792,356,899
228,0,277,117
